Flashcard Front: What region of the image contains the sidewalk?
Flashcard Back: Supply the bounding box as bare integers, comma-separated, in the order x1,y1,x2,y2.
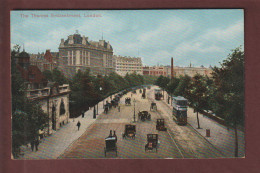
162,92,245,158
18,98,107,159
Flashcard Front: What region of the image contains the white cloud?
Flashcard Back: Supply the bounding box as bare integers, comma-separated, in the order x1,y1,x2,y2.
202,20,243,42
171,20,243,64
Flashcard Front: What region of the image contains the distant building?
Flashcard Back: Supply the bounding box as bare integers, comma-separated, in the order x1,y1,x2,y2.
174,66,213,77
143,66,168,77
58,31,114,78
30,49,58,72
143,64,212,78
114,55,143,76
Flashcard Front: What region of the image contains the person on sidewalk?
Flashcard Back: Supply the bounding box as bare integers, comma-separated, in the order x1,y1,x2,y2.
77,121,81,131
30,140,35,151
82,111,85,118
118,105,120,112
35,138,39,151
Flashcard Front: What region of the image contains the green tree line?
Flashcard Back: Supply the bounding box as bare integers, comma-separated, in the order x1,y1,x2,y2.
155,47,244,157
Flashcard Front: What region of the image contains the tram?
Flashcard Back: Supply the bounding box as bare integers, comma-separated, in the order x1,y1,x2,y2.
172,96,188,125
154,88,163,100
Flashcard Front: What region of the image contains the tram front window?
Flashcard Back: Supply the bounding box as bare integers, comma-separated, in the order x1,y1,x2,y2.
177,101,187,106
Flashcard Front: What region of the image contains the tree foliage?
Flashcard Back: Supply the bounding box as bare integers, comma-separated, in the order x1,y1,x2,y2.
11,48,48,157
212,47,244,126
42,68,68,85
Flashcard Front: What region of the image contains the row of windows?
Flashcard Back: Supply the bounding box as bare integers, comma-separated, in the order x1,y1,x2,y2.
117,63,142,66
68,50,112,59
116,67,142,69
116,69,142,72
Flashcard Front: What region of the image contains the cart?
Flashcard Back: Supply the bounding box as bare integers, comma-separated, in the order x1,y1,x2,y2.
145,134,158,152
156,119,167,131
104,136,117,157
122,124,136,139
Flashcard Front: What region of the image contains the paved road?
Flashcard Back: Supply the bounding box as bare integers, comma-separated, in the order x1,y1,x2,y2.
59,88,223,159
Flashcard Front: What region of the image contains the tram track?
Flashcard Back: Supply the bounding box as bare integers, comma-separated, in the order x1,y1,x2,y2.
158,95,225,157
146,90,185,158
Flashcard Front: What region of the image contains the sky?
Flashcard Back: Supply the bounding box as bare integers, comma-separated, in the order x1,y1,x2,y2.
11,10,244,67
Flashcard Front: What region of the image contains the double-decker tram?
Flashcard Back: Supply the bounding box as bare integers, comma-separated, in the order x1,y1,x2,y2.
154,88,163,100
172,96,188,125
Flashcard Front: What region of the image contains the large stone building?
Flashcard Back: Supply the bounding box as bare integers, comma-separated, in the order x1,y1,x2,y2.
58,31,114,77
114,55,143,76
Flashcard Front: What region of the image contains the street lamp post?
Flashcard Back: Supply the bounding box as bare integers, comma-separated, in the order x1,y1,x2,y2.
93,105,96,119
133,99,136,122
97,101,98,115
100,87,105,108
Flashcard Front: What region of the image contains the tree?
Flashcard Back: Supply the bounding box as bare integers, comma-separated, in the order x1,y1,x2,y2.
185,74,208,129
11,47,48,157
42,68,68,85
167,78,180,94
212,47,244,157
174,75,191,97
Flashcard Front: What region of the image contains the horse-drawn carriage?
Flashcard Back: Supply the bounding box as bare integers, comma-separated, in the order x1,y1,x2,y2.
150,102,157,111
138,111,151,121
145,134,158,152
125,97,131,105
122,124,136,139
104,130,117,157
156,119,167,131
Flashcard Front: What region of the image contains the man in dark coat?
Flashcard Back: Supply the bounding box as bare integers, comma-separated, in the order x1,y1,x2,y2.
77,121,81,131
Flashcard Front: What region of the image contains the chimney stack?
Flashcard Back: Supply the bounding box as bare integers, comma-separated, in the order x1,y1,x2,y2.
171,57,174,79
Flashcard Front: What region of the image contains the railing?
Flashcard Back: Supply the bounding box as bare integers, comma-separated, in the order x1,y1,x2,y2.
26,84,70,98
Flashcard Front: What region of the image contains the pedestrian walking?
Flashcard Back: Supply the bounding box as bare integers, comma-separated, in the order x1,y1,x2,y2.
35,139,39,151
82,111,85,118
118,106,120,112
30,140,35,151
77,121,81,131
